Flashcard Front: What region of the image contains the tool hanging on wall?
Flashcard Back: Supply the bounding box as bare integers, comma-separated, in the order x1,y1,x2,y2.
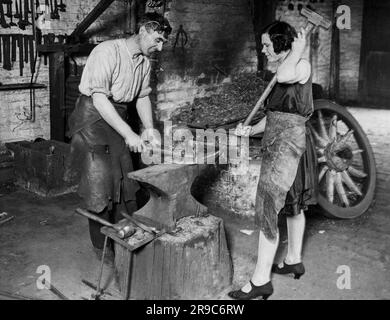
173,24,188,52
17,0,25,29
14,0,20,19
6,1,17,27
58,0,65,12
44,0,49,14
17,34,23,75
0,34,36,73
53,0,59,19
23,33,28,63
11,33,16,61
23,0,32,26
49,0,59,19
29,34,35,73
2,34,11,70
49,0,53,18
34,0,39,18
0,0,11,28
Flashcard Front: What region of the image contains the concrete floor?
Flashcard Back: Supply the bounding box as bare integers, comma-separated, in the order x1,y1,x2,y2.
0,107,389,300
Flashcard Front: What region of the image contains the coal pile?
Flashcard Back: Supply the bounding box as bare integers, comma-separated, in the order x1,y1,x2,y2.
172,73,267,128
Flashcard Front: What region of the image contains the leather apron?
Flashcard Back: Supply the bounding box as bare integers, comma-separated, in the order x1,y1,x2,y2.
254,111,307,241
65,95,140,213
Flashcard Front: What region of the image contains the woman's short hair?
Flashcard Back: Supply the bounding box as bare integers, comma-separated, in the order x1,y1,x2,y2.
262,21,297,54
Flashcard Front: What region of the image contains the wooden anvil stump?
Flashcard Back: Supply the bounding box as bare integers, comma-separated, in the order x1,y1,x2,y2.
114,215,232,299
128,163,208,231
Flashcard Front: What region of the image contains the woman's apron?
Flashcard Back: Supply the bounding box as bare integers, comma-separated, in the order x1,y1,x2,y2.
254,111,307,241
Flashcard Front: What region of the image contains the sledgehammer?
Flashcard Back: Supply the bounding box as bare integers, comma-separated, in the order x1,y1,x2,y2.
75,208,135,239
243,7,331,126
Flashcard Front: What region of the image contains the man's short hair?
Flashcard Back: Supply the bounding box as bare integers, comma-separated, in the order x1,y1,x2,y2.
262,21,297,54
137,12,172,39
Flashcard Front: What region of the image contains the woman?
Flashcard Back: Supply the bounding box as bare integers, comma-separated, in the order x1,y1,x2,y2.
229,21,318,300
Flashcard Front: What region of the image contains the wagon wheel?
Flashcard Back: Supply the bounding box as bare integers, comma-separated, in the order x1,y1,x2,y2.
309,100,376,219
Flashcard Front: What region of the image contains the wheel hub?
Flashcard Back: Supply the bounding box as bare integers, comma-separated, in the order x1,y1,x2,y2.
324,141,353,172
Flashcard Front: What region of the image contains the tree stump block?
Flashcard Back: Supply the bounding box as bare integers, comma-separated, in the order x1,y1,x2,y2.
114,215,232,299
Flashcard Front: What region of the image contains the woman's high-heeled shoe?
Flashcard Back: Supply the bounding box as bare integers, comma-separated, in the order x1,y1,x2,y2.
228,281,273,300
272,261,305,279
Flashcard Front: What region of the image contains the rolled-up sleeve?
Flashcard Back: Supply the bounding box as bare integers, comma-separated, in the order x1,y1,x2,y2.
79,43,117,97
138,61,152,98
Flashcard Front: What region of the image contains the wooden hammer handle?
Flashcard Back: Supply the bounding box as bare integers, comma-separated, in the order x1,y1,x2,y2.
75,208,135,239
243,76,277,126
75,208,116,230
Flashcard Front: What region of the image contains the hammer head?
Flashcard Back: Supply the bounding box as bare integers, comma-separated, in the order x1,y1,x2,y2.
115,219,136,238
301,7,331,29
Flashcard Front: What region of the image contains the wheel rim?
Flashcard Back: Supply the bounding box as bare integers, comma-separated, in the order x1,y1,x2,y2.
310,100,376,218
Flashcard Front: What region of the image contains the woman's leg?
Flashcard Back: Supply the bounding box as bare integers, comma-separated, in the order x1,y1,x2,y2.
285,210,305,264
241,230,279,293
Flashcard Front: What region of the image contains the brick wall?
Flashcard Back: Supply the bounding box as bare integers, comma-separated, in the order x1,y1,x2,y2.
0,0,132,144
276,0,363,102
156,0,257,120
157,0,364,121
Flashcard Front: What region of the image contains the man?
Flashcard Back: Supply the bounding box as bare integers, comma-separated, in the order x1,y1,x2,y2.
66,12,172,252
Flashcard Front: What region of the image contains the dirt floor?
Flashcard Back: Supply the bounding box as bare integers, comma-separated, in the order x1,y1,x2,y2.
0,106,389,300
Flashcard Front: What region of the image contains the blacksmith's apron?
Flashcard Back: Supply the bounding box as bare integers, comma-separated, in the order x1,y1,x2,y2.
255,111,307,241
65,95,140,213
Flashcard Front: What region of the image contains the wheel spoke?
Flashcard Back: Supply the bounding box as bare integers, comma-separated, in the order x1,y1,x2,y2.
319,165,329,182
318,111,330,141
328,115,338,141
335,172,350,207
352,149,363,155
348,166,367,178
326,170,336,203
309,123,329,148
318,156,327,163
316,147,325,155
341,170,363,196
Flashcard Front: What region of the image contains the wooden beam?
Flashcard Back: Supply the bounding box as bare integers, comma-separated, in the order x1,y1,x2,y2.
49,52,66,141
0,83,46,91
329,0,340,101
37,43,96,54
69,0,116,43
358,0,371,104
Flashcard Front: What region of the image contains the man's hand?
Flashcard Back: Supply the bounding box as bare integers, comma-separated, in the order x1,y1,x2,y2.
235,123,252,137
142,128,161,149
124,132,146,153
